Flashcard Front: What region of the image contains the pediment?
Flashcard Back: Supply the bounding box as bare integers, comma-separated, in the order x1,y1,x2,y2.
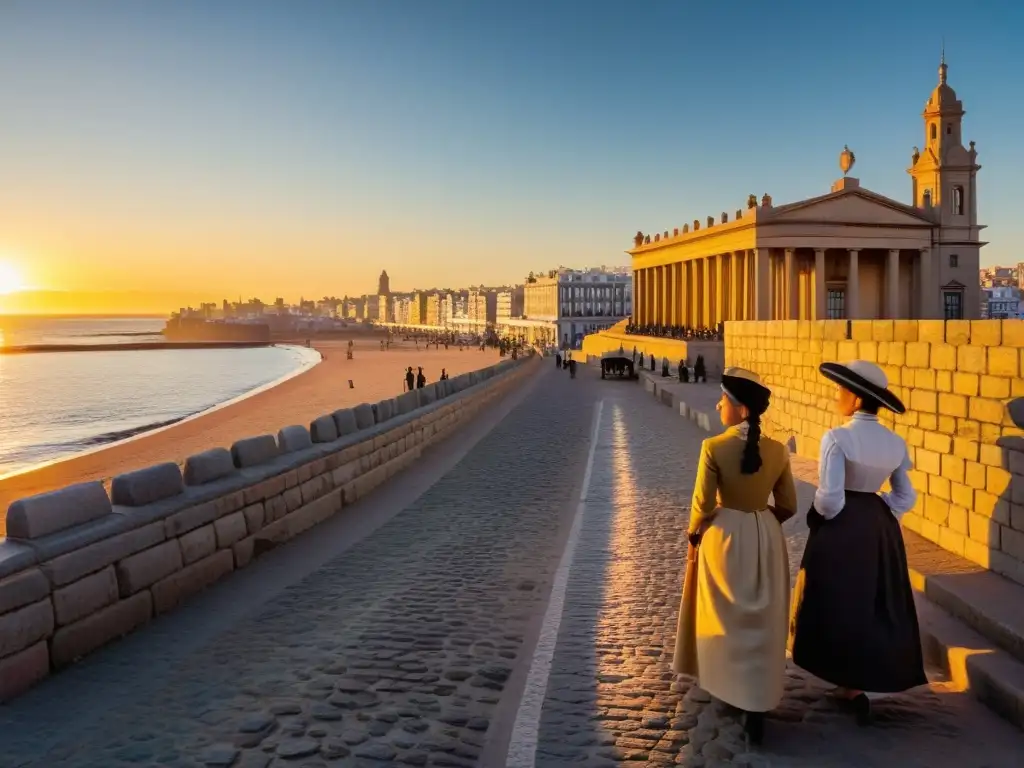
769,190,932,227
942,279,967,289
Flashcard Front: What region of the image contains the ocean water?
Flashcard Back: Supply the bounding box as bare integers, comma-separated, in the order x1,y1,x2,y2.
0,317,320,478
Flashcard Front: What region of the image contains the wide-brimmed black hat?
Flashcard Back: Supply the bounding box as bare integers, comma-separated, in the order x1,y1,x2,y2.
721,367,771,416
819,360,905,414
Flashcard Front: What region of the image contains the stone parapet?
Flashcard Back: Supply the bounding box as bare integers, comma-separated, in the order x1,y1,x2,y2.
581,330,725,379
0,354,535,702
725,319,1024,586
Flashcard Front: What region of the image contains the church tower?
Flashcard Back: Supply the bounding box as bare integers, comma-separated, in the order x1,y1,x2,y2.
908,53,985,318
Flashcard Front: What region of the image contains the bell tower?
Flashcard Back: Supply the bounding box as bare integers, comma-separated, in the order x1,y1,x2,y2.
907,52,985,319
908,52,979,224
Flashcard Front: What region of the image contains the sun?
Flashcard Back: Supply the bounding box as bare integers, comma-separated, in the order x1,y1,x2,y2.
0,261,25,295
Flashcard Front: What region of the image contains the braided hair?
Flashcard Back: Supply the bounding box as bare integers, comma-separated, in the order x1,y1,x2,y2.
740,412,763,475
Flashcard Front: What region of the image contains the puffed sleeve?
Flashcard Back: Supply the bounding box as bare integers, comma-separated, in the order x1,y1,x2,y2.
813,429,847,519
688,439,720,537
771,446,798,523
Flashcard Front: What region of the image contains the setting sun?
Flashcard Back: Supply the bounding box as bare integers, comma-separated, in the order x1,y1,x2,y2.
0,261,25,294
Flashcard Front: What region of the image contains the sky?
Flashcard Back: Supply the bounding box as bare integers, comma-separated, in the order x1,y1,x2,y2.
0,0,1021,313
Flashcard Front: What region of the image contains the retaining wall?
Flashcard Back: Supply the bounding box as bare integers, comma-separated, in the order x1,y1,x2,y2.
581,331,724,378
725,319,1024,586
0,355,535,702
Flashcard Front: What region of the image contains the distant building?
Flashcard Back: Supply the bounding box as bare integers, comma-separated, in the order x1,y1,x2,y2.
525,267,632,348
983,285,1020,319
378,270,391,296
425,293,442,327
468,289,498,325
497,287,524,321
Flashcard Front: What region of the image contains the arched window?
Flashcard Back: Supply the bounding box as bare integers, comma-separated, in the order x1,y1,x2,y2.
923,189,932,208
946,123,953,135
930,123,937,141
952,186,964,215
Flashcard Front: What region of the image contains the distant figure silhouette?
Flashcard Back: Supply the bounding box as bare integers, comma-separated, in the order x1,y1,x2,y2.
440,368,449,381
416,367,426,388
405,367,415,392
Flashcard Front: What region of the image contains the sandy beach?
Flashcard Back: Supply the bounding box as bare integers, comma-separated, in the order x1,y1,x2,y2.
0,339,501,535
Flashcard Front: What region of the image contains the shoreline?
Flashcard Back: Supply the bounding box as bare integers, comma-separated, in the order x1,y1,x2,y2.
0,343,322,484
0,340,502,534
0,340,274,354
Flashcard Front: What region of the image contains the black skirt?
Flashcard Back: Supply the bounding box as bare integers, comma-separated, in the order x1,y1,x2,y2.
790,491,927,693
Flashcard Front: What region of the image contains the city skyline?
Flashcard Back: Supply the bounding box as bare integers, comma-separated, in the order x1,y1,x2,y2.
1,2,1022,314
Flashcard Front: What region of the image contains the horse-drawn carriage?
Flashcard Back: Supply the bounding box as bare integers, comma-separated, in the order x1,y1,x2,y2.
600,351,638,380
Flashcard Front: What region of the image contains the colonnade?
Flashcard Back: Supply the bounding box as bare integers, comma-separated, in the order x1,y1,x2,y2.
632,247,936,325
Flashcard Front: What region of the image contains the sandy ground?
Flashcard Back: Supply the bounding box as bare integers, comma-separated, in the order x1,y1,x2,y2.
0,339,500,535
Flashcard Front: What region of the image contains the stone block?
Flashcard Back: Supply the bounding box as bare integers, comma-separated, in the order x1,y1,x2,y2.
396,390,418,415
5,481,112,541
178,524,216,564
333,408,359,436
986,346,1019,378
980,375,1010,399
310,414,338,444
233,536,255,569
231,435,280,468
215,511,248,549
51,565,119,627
970,319,1001,346
969,397,1006,425
918,320,945,343
957,345,987,375
905,343,930,369
938,392,967,419
0,640,49,703
931,344,956,371
419,384,437,405
0,568,50,616
353,404,375,430
277,424,313,454
0,598,54,659
0,541,37,581
50,591,152,668
183,448,236,486
374,398,394,423
242,502,265,533
115,540,183,597
284,488,344,539
41,521,165,588
151,550,234,616
910,389,937,414
110,462,184,507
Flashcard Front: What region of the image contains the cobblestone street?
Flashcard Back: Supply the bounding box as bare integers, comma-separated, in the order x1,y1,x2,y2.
1,363,1023,767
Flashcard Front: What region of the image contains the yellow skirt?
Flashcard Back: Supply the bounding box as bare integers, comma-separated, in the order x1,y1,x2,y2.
673,507,790,712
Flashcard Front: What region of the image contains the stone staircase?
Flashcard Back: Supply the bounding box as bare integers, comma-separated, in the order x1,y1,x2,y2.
638,369,1024,731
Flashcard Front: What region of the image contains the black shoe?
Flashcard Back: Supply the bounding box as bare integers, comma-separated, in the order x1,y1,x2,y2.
744,711,764,746
852,693,872,726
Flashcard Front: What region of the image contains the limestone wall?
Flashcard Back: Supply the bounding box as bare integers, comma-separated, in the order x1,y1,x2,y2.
725,319,1024,586
0,355,535,702
581,331,725,378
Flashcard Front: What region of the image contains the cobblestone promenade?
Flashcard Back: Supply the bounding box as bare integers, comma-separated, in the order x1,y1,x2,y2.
2,364,1023,767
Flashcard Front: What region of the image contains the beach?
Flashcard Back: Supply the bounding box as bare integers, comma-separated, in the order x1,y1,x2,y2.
0,339,501,535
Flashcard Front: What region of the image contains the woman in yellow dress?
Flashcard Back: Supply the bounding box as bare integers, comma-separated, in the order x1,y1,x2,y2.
673,367,798,745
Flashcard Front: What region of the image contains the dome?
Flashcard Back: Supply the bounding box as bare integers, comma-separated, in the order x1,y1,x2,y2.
925,58,963,114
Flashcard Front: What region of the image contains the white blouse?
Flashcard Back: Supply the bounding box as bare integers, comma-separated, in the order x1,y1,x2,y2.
814,412,917,520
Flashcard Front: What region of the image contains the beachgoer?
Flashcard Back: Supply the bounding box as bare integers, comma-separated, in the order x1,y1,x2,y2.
440,368,449,381
405,367,415,392
789,360,925,726
674,368,796,746
416,367,426,388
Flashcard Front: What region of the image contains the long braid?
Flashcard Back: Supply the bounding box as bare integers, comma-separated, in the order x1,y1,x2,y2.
740,413,763,475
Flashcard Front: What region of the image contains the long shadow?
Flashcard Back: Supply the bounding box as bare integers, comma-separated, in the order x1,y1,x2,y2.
532,384,701,765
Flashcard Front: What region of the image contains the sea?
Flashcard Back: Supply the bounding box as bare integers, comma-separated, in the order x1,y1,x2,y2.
0,316,321,478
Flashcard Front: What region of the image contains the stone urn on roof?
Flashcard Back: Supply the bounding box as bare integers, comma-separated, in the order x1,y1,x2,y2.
839,145,856,176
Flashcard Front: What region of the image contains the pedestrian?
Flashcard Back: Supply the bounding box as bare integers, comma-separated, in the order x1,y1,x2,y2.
556,352,562,369
638,351,645,369
789,360,925,725
568,358,577,379
440,368,449,381
661,357,669,377
405,366,415,392
674,368,797,746
416,367,426,389
694,355,707,383
678,359,688,383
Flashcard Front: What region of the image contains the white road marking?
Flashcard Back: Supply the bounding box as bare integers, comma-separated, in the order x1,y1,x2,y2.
505,398,604,767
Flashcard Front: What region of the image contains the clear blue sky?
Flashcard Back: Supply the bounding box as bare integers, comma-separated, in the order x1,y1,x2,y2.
0,0,1020,302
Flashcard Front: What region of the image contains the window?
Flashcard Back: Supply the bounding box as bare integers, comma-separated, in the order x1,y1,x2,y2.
944,291,963,320
930,123,937,140
949,253,959,268
827,289,845,320
946,123,952,135
923,189,932,207
953,186,964,215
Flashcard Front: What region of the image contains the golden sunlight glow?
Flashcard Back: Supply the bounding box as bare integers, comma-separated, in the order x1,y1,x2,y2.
0,261,25,295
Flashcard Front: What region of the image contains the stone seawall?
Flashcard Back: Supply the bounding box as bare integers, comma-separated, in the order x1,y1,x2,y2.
0,355,535,702
725,319,1024,587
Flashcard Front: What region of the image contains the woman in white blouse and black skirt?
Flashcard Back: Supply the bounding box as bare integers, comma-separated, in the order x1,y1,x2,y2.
789,360,927,725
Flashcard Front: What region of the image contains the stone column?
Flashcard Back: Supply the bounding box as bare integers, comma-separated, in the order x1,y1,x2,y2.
814,249,826,319
846,249,860,320
702,257,714,327
886,249,901,319
784,248,798,320
753,248,771,320
730,251,743,321
674,262,684,326
715,254,726,327
631,270,638,323
919,248,933,319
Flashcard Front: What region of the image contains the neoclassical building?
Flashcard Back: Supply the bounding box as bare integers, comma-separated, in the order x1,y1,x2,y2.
630,57,985,326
